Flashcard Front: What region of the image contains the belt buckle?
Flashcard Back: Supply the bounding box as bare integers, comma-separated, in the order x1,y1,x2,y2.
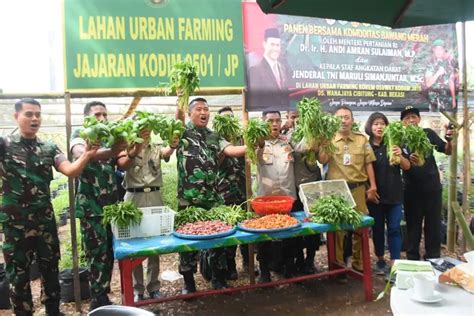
143,187,151,193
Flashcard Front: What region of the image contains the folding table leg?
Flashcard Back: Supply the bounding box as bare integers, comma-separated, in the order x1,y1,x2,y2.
248,243,255,284
327,232,337,270
119,259,135,306
360,228,373,301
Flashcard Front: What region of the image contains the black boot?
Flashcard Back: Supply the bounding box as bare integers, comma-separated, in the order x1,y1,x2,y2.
258,265,271,283
89,293,111,312
304,256,317,274
226,258,238,280
181,271,196,294
211,269,228,289
45,300,64,316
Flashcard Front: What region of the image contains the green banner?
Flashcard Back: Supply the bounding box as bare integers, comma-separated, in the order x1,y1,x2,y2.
64,0,244,91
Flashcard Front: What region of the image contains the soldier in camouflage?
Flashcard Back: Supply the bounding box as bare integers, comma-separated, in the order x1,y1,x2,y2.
215,107,248,280
71,101,127,311
175,97,246,292
424,39,457,112
291,129,322,274
0,98,97,316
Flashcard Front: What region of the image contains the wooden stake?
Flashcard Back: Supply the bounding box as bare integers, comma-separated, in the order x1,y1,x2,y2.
65,92,82,312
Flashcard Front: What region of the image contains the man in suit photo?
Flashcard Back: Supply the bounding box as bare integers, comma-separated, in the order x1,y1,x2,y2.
247,28,291,111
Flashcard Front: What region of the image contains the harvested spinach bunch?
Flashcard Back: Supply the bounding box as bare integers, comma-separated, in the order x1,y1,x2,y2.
168,61,200,112
404,125,434,166
310,195,362,227
103,201,143,229
383,121,405,166
213,114,242,145
243,119,271,164
79,116,112,145
293,97,341,164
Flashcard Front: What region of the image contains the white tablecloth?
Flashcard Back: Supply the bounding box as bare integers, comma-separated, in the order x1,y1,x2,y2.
391,282,474,316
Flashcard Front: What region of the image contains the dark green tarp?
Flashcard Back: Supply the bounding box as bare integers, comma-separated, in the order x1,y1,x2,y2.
257,0,474,28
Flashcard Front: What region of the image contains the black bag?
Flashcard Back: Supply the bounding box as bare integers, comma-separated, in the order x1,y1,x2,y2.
59,268,91,302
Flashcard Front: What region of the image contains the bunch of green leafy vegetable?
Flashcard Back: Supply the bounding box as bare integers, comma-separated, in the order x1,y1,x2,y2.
404,125,434,166
208,205,255,226
310,195,362,227
79,116,112,145
159,118,185,146
107,119,143,147
174,205,255,228
103,201,143,229
174,206,209,228
133,111,166,133
243,119,271,164
383,121,405,166
351,121,361,132
168,61,200,111
213,114,242,145
293,97,341,163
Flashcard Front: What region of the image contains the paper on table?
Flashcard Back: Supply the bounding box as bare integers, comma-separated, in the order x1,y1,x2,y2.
392,259,435,273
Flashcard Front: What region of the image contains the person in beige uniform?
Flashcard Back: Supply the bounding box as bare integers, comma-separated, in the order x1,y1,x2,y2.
256,110,297,281
257,111,296,198
318,106,377,273
117,129,178,301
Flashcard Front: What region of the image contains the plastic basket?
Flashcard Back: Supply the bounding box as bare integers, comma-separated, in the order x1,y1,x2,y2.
251,195,295,215
111,206,175,240
298,180,356,217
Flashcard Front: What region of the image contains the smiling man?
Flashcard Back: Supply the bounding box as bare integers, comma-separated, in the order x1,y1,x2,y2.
175,97,246,293
318,105,377,275
0,98,97,316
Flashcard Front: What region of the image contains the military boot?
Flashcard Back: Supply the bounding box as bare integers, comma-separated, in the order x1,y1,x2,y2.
89,293,112,312
45,300,64,316
181,271,196,295
211,269,228,290
226,258,238,280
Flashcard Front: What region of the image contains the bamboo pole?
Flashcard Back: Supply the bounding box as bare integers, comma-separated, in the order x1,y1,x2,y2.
65,93,82,312
242,89,256,285
0,87,243,100
452,202,474,250
447,108,458,252
461,23,471,253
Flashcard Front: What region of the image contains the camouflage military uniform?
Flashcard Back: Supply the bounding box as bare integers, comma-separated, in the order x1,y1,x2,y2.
0,134,65,315
291,138,322,272
71,129,118,300
425,59,455,111
176,122,230,276
216,143,248,272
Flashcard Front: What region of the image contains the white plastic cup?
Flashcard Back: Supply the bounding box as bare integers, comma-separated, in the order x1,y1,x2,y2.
406,274,436,299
